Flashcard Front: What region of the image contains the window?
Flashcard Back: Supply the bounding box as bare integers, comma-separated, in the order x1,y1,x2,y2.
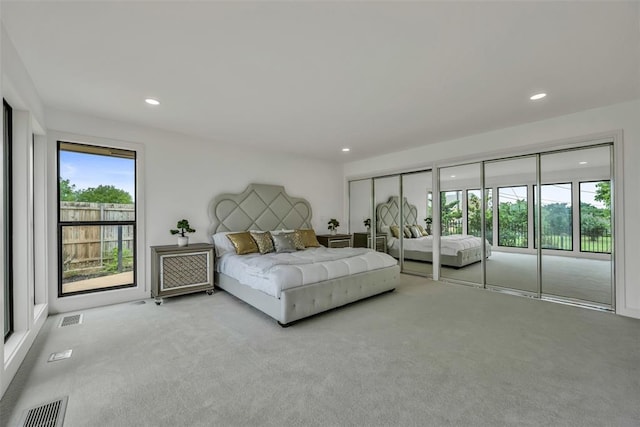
3,100,13,340
58,142,136,296
536,183,573,251
467,189,492,243
580,181,611,253
440,190,462,235
497,186,528,248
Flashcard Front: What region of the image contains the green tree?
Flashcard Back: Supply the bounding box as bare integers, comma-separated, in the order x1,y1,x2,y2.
59,178,77,201
440,192,462,235
76,185,133,204
498,199,528,247
595,181,611,208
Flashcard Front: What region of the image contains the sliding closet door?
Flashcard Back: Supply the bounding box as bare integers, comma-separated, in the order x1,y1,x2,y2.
401,171,433,277
438,163,482,285
540,145,613,307
374,176,400,265
484,156,538,294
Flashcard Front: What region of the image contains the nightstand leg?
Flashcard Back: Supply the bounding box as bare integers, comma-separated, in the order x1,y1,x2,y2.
154,297,163,305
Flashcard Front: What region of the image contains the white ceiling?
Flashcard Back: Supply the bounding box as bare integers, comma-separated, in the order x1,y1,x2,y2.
2,1,639,162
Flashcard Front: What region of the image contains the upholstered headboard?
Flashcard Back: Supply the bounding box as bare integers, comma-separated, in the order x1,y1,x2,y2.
376,196,418,232
209,183,313,235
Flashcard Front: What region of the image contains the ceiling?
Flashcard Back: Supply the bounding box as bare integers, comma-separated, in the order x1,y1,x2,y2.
2,1,639,162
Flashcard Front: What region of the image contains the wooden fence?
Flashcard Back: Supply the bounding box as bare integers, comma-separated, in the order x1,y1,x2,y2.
61,202,135,276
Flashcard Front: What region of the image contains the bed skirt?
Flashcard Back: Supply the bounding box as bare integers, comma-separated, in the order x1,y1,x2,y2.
216,264,400,326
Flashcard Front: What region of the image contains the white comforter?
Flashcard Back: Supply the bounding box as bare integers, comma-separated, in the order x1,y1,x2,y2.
217,247,398,298
388,234,489,256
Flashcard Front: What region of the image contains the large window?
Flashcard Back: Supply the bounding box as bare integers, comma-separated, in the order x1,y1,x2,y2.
4,100,13,340
467,189,492,243
440,190,462,235
537,183,573,251
580,181,611,253
497,186,528,248
58,142,136,296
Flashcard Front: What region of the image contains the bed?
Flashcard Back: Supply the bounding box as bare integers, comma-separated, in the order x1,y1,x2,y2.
376,196,491,268
209,183,400,326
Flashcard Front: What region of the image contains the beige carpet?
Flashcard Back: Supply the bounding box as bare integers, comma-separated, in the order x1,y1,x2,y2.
2,274,638,426
404,251,612,306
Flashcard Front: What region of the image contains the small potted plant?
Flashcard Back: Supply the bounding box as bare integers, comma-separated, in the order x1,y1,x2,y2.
327,218,340,235
363,218,371,231
170,219,196,247
424,217,432,234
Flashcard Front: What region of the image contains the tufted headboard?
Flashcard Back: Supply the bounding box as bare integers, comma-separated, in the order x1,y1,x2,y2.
209,183,313,235
376,196,418,232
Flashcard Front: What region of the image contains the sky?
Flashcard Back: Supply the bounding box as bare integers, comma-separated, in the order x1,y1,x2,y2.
59,151,135,200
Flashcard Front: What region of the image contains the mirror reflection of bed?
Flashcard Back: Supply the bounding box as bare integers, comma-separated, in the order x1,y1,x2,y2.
376,196,491,281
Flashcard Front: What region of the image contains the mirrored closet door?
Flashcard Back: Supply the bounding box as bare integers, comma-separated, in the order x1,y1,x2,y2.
373,176,401,267
401,171,433,277
483,156,539,294
539,145,613,308
438,163,483,285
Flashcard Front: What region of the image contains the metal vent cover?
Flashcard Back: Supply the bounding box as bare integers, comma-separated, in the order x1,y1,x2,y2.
58,314,82,327
17,396,68,427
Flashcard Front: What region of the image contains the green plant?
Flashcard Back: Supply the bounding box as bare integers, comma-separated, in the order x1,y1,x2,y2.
170,219,195,237
104,247,133,273
424,217,432,225
327,218,340,231
363,218,371,229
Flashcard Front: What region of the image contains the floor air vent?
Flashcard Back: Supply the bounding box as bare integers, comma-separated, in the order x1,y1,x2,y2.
58,314,82,327
18,396,68,427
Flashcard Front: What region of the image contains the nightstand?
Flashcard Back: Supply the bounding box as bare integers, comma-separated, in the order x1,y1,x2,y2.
150,243,214,305
316,234,353,248
353,232,387,253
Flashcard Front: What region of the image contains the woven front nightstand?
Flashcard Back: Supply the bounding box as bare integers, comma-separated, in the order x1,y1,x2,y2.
150,243,214,304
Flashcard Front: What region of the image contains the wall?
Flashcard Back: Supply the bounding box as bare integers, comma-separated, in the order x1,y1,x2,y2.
1,23,49,398
344,99,640,319
45,108,343,314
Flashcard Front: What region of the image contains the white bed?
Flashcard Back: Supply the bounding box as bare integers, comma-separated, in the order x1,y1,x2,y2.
377,196,491,268
210,184,400,326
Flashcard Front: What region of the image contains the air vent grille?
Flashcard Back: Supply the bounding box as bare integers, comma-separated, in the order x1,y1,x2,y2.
18,396,68,427
59,314,82,327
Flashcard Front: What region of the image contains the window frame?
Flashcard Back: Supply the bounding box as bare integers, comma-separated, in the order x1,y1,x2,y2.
3,100,13,341
496,184,529,248
56,141,137,297
579,180,612,254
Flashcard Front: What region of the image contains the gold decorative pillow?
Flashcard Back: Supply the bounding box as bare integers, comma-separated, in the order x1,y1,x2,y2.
280,231,305,250
403,226,412,238
297,229,321,248
226,232,258,255
416,224,429,236
250,231,274,254
390,225,401,238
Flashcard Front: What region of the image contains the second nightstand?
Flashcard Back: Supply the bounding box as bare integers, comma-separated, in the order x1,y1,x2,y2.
316,234,353,248
353,232,388,253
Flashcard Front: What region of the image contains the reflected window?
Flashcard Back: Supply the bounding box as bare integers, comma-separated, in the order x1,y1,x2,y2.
580,181,611,253
536,183,573,251
497,186,528,248
440,191,462,235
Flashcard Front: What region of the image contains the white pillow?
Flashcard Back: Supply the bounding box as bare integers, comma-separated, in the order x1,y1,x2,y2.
380,225,390,235
212,232,236,257
270,229,294,235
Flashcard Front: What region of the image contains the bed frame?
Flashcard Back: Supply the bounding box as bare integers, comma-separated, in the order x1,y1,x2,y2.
376,196,490,268
209,183,399,326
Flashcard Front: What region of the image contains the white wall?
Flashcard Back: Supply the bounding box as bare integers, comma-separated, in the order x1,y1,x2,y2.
344,99,640,319
45,108,343,314
1,24,48,399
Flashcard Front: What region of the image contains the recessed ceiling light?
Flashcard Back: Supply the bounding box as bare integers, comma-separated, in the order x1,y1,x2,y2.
342,148,350,152
530,93,547,101
145,98,160,106
579,161,588,165
450,175,456,178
